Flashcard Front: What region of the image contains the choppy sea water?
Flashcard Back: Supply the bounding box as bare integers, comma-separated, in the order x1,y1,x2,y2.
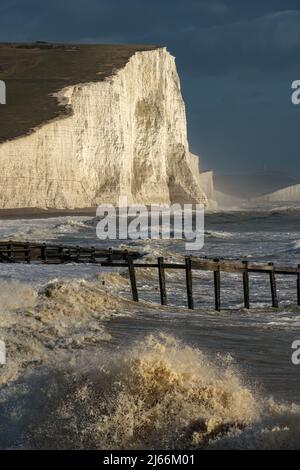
1,208,300,449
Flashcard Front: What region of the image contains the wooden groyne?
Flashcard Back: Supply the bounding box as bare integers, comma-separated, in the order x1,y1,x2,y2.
0,241,299,310
0,241,141,264
102,255,300,311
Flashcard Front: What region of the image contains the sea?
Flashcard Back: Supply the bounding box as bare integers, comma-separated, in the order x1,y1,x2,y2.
1,205,300,449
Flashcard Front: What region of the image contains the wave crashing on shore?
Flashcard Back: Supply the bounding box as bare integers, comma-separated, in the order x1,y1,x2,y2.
19,333,300,450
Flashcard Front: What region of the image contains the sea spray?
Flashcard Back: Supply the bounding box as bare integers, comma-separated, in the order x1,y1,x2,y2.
93,333,259,449
1,333,258,449
1,272,300,449
0,281,37,312
0,275,132,387
1,330,300,449
17,333,300,450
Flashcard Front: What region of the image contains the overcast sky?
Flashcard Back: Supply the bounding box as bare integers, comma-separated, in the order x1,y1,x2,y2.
1,0,300,175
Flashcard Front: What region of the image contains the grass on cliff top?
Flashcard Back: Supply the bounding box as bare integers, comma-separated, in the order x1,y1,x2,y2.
0,43,159,143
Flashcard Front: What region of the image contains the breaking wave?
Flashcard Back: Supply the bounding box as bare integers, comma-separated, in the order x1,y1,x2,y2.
0,274,132,386
92,334,259,449
0,216,89,242
204,230,234,240
286,239,300,253
4,334,298,450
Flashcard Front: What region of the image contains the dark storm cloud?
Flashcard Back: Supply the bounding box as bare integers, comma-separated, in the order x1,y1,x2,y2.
0,0,233,42
176,10,300,77
1,0,300,174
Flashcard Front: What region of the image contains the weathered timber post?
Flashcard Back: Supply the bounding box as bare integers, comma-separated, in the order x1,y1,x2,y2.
269,262,278,308
25,242,31,264
7,241,12,261
297,264,300,306
91,246,95,262
41,243,47,263
242,260,250,309
213,258,221,311
127,255,138,302
157,257,167,306
76,246,80,262
185,257,194,309
59,244,64,263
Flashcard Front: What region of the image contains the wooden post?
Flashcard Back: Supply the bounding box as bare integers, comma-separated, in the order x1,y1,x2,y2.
41,243,47,263
25,242,31,264
157,257,167,306
91,246,95,263
7,241,12,261
76,246,80,262
213,259,221,311
59,244,64,263
297,264,300,306
185,257,194,309
127,255,138,302
269,262,278,308
242,260,250,309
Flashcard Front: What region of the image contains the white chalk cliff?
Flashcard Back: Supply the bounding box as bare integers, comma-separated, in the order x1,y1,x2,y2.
256,183,300,203
0,47,207,208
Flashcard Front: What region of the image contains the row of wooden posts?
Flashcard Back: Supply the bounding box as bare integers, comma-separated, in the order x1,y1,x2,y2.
0,240,141,264
107,256,300,311
1,241,300,310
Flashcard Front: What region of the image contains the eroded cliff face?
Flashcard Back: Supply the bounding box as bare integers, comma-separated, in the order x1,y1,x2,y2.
0,47,207,208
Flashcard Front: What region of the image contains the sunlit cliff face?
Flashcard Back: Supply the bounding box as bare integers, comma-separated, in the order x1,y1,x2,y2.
0,48,207,209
